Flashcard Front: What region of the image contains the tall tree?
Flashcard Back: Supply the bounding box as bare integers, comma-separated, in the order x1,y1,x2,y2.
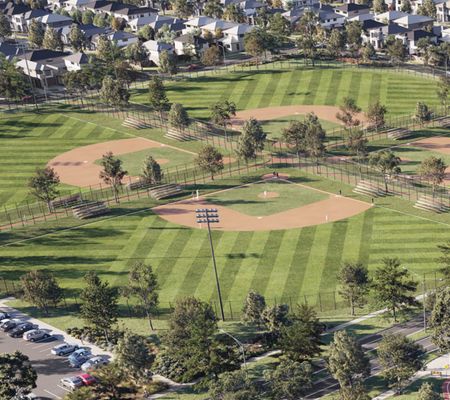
173,0,194,19
79,271,119,341
28,19,44,49
235,117,266,164
414,101,431,126
156,23,177,44
362,43,375,62
336,262,371,316
0,351,37,399
372,258,418,322
0,14,12,38
304,112,326,173
27,166,60,212
124,261,159,330
126,40,149,70
368,149,401,192
270,13,291,43
70,9,82,24
63,70,88,105
194,145,224,180
241,291,266,329
336,97,361,134
373,0,387,13
429,288,450,352
244,33,266,68
338,385,371,400
168,102,189,131
366,101,387,131
42,26,64,51
136,25,155,41
20,270,63,315
93,14,108,27
100,75,130,108
114,329,155,383
99,151,127,203
387,39,408,70
140,155,163,186
82,9,95,25
346,129,367,180
400,0,412,12
264,360,313,400
418,156,447,198
148,76,169,124
423,0,437,18
378,332,424,395
224,3,244,22
345,21,363,61
157,49,178,80
111,17,121,31
417,382,441,400
209,100,236,140
296,11,321,66
69,24,87,52
203,0,223,18
281,120,306,159
201,46,223,73
0,58,28,110
327,29,346,58
261,303,290,331
327,330,371,388
208,370,260,400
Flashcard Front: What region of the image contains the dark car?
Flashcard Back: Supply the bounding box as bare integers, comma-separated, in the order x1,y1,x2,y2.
0,319,22,332
8,322,34,338
0,312,10,321
69,355,92,368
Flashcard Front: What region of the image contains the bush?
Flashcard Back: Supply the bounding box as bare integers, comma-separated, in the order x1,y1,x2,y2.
152,353,188,383
146,380,169,395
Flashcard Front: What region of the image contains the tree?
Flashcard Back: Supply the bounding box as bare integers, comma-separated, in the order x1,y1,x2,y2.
208,370,260,400
336,97,361,134
241,290,266,329
387,39,408,70
79,271,119,341
64,386,96,399
194,145,224,180
338,384,371,400
140,155,163,186
423,0,436,18
28,19,44,49
378,332,424,394
126,41,149,70
346,21,363,61
0,58,28,110
256,6,270,28
279,304,324,361
114,329,155,383
414,101,431,125
99,151,127,203
244,34,266,68
357,0,372,6
281,120,306,159
100,75,130,109
173,0,194,19
327,29,346,58
346,129,367,180
224,3,244,23
418,156,447,198
264,360,313,400
93,14,108,28
209,100,236,140
304,112,326,173
116,60,137,89
327,330,370,388
137,25,155,41
156,23,177,44
366,101,387,131
157,49,178,80
27,166,60,212
0,14,12,38
373,0,387,13
362,43,375,62
71,9,82,24
90,363,125,399
336,262,371,316
417,382,440,400
270,13,291,43
400,0,412,12
0,351,37,399
417,37,432,67
148,76,169,124
124,261,159,330
261,303,290,331
42,26,64,51
201,46,223,73
63,71,88,105
203,0,223,19
368,149,401,192
111,17,121,31
20,270,63,316
296,11,321,66
235,117,266,164
372,258,418,322
69,24,87,52
82,9,95,25
429,288,450,352
168,102,189,131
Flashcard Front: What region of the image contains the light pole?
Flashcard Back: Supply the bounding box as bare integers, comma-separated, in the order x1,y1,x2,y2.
196,208,225,321
221,329,247,377
403,266,443,332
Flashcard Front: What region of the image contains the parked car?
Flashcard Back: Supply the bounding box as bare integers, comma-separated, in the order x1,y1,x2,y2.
12,393,42,400
23,329,50,342
1,319,23,332
0,312,10,321
8,322,34,338
21,95,33,102
81,356,108,371
69,349,92,368
75,373,96,386
187,64,200,69
51,343,79,356
60,376,84,392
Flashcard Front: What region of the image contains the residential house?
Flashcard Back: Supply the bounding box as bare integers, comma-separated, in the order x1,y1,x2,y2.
437,1,450,22
127,14,174,31
183,16,220,33
0,42,24,58
219,24,256,51
374,10,409,24
57,23,110,45
113,6,157,22
36,13,73,30
199,20,238,37
10,9,49,32
368,24,409,48
91,30,138,48
393,14,434,30
319,10,345,27
173,34,209,56
281,0,318,9
334,3,371,18
63,51,91,71
411,0,446,14
395,29,437,54
64,0,93,9
142,39,174,64
2,3,31,26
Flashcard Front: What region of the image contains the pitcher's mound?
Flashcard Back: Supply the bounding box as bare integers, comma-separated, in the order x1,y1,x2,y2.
262,173,290,180
258,192,280,198
155,158,170,164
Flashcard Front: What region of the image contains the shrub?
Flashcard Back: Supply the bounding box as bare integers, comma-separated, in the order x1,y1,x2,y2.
152,353,188,383
146,380,169,395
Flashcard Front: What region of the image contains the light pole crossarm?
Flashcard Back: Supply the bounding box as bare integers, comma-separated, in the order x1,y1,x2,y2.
221,329,247,377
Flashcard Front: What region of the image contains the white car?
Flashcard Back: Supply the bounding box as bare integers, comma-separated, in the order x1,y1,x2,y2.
51,343,79,356
0,312,10,321
23,329,50,342
81,356,107,371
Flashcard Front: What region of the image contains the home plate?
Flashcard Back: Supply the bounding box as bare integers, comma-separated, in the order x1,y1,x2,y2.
258,217,263,219
295,112,299,114
84,161,88,163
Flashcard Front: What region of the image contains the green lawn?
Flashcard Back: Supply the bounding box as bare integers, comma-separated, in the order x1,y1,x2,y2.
206,180,329,216
391,145,450,176
130,68,440,121
93,146,196,176
260,114,342,140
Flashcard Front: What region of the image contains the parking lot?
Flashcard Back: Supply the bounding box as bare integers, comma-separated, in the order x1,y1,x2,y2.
0,304,113,400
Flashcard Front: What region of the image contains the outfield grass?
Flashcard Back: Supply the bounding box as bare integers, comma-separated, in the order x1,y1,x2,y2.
391,145,450,176
130,68,440,121
260,114,341,140
93,146,197,176
206,180,329,216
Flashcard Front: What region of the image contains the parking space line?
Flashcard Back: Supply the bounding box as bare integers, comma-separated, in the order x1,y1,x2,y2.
33,342,58,349
44,390,61,399
60,359,70,363
57,385,71,393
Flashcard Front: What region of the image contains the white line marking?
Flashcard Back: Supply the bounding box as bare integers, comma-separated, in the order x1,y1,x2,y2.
44,390,61,399
57,385,71,393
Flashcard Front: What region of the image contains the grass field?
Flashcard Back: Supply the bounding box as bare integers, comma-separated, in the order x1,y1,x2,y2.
206,180,329,216
260,114,341,139
390,145,450,176
130,68,440,121
93,146,196,176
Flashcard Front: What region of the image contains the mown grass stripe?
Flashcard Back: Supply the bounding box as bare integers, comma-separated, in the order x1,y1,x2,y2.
302,69,323,105
324,71,342,106
258,72,283,109
281,70,302,106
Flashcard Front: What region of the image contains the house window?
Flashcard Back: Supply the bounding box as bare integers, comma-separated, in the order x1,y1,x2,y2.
237,44,240,50
354,10,358,13
227,44,230,49
123,38,128,42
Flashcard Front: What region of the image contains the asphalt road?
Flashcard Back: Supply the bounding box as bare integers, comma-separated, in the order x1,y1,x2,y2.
0,324,106,400
304,314,437,399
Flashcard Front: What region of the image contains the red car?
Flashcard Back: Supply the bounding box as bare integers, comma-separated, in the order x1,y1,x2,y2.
21,95,33,102
75,373,96,386
187,64,200,70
